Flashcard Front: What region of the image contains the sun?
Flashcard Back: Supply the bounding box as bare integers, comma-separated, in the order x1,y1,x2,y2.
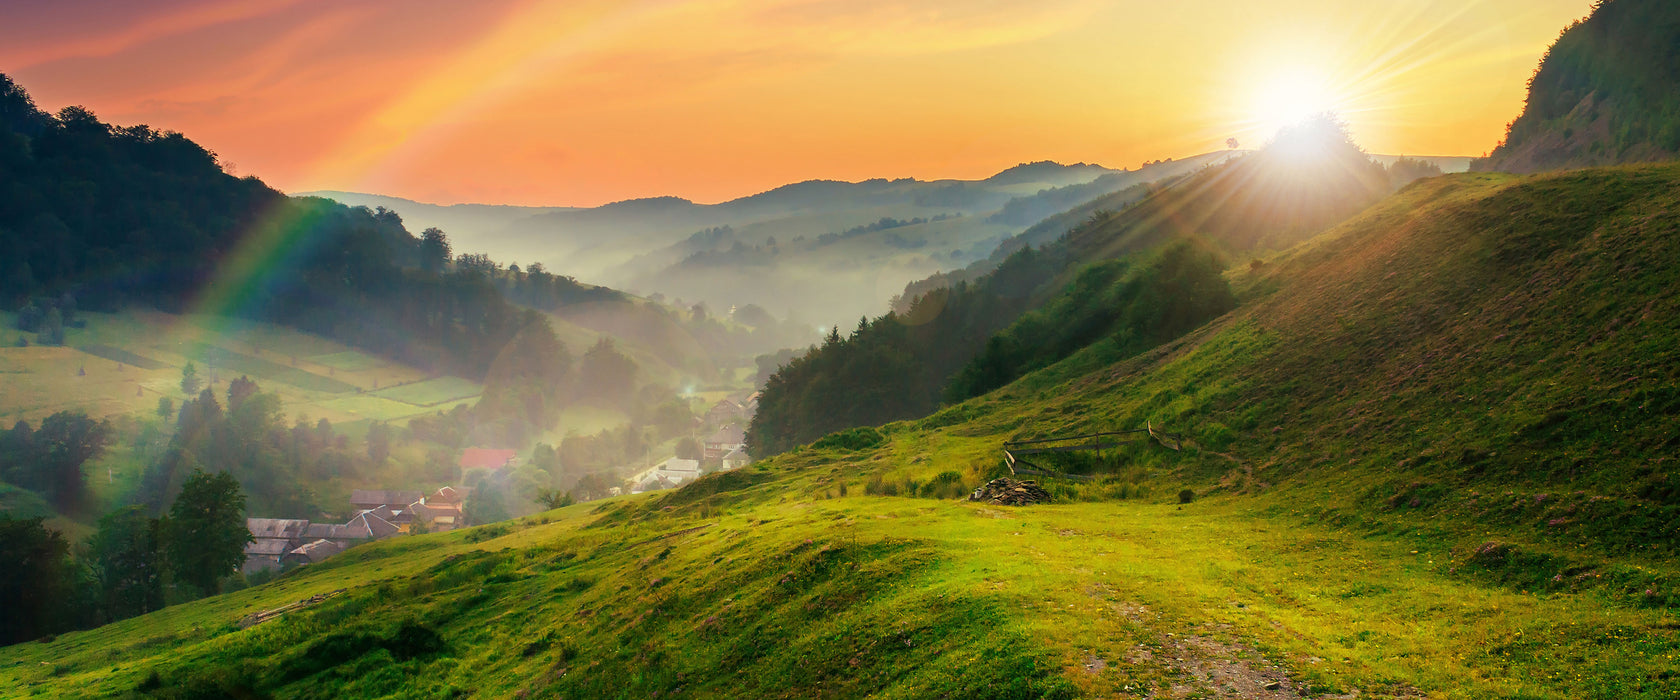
1252,69,1341,139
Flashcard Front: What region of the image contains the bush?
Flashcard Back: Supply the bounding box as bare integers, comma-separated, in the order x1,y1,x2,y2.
811,426,885,452
920,471,967,499
1178,489,1195,504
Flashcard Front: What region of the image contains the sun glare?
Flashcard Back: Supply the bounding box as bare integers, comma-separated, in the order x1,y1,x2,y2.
1252,70,1340,139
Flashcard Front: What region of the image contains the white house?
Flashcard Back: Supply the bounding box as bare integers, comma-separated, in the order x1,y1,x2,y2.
720,448,750,471
656,457,702,483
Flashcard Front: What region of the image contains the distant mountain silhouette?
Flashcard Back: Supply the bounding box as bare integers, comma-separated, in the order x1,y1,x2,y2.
1476,0,1680,173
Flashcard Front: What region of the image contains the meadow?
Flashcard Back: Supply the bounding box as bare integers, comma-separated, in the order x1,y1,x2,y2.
0,310,474,427
2,477,1672,699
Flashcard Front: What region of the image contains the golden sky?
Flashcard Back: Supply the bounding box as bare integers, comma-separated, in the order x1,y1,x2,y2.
4,0,1592,206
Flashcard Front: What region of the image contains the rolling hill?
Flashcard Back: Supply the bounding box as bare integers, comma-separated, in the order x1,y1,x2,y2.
8,158,1676,697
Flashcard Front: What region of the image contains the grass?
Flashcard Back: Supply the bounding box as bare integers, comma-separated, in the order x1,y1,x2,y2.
166,341,356,394
0,309,448,426
369,377,482,407
307,351,388,372
4,490,1674,698
3,165,1679,697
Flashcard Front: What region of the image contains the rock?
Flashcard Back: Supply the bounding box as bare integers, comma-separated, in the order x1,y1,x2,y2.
1263,681,1281,690
968,478,1051,506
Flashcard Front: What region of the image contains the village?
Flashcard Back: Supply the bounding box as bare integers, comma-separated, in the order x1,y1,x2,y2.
241,393,757,576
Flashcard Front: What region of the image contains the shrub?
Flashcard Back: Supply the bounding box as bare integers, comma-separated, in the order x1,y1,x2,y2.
811,426,885,452
1178,489,1195,504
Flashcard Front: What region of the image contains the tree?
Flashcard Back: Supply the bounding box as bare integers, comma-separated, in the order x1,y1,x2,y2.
34,410,113,512
675,436,703,461
226,375,257,412
180,362,200,395
37,306,63,346
534,488,574,510
163,470,251,597
366,421,391,466
462,473,510,526
572,472,616,501
577,339,638,406
419,228,451,273
0,516,75,645
156,396,173,420
86,506,166,622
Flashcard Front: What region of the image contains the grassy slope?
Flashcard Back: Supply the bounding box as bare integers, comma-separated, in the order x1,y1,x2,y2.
0,310,471,428
5,165,1680,699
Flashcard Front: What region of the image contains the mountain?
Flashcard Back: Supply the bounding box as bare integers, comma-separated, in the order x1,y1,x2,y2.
287,191,577,262
11,162,1677,698
747,119,1425,454
1476,0,1680,173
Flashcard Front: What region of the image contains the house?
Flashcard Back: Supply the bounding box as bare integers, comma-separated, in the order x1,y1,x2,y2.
704,424,746,461
244,518,311,575
281,539,345,567
458,448,518,471
656,457,702,484
303,510,400,548
721,448,750,471
243,539,293,575
409,499,461,532
631,473,680,494
706,399,742,425
411,486,464,532
350,490,424,512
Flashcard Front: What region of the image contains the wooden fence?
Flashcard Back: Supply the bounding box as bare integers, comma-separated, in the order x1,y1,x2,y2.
1000,422,1185,482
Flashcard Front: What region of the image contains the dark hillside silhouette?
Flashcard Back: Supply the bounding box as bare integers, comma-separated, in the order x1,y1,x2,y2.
0,73,539,378
1476,0,1680,172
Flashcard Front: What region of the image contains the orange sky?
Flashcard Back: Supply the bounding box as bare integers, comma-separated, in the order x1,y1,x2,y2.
4,0,1592,206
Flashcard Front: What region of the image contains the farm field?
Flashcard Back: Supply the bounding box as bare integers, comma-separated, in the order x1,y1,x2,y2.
371,376,483,406
0,310,476,427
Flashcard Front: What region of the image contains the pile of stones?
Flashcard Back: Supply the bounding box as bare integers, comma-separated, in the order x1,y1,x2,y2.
967,478,1052,506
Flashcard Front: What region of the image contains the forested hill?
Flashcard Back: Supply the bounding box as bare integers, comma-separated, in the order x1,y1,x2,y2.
1476,0,1680,173
747,119,1431,455
0,73,591,379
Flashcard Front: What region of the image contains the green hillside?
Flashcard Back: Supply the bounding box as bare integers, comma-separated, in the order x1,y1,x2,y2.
5,161,1677,697
1477,0,1680,173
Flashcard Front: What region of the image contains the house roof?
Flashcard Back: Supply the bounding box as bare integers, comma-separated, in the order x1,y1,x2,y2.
350,490,424,508
284,539,344,564
705,424,745,445
244,539,293,556
458,448,518,470
247,518,311,540
347,511,401,539
722,448,748,460
659,457,700,473
430,486,463,504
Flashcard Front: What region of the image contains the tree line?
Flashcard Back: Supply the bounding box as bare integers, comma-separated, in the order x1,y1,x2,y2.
1,469,249,646
0,73,540,380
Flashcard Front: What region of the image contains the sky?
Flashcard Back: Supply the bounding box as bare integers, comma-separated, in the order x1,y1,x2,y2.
4,0,1593,207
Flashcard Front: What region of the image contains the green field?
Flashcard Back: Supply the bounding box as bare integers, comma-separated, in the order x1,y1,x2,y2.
76,344,170,370
370,376,483,406
308,351,388,372
312,395,440,422
0,310,440,427
166,341,357,394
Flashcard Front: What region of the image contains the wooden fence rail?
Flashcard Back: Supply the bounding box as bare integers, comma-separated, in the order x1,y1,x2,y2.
999,422,1186,481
